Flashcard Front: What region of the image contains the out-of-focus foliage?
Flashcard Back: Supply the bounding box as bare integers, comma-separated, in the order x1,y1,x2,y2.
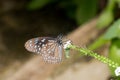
116,0,120,7
27,0,98,25
88,35,109,50
75,0,98,24
58,0,77,20
89,19,120,50
104,19,120,39
27,0,54,10
97,0,119,28
26,0,120,27
97,10,114,29
89,18,120,78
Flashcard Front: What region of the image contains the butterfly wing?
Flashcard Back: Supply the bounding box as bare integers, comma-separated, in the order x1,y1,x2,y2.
42,40,63,63
25,37,63,63
25,37,54,54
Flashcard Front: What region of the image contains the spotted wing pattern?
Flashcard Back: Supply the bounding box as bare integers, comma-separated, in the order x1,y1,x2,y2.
25,37,63,63
25,37,45,54
42,43,63,63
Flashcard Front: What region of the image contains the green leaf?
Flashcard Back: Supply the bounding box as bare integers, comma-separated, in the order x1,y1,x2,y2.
89,19,120,50
116,0,120,9
27,0,53,10
75,0,98,25
104,19,120,40
97,0,116,28
97,10,114,28
109,39,120,76
88,35,109,50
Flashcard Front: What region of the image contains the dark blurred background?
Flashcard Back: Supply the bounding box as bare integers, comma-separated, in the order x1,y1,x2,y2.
0,0,77,72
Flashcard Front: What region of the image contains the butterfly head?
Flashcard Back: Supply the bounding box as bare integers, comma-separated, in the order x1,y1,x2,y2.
56,34,63,45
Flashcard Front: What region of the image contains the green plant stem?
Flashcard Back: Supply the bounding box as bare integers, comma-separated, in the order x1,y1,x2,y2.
106,0,116,11
68,44,119,68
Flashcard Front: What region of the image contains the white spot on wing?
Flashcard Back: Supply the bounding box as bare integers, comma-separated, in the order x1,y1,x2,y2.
34,45,37,48
41,39,46,42
42,44,45,47
29,43,32,47
29,40,32,43
48,40,55,43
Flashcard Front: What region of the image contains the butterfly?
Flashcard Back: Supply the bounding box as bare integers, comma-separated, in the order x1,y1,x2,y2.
25,34,72,63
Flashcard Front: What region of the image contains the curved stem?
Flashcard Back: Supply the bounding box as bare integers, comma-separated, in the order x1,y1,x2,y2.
68,44,119,68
